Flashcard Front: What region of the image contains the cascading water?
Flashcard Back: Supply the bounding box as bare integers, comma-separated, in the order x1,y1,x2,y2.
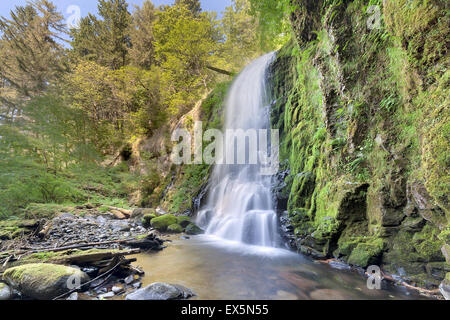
196,53,280,247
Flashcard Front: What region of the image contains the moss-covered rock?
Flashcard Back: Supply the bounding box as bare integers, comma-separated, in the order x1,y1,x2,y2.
167,224,183,233
3,263,89,300
185,223,204,235
347,238,385,268
176,216,191,228
142,214,157,228
150,214,178,232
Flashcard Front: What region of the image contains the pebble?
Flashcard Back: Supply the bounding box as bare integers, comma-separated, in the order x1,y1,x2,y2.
98,292,115,299
112,286,123,294
125,275,135,285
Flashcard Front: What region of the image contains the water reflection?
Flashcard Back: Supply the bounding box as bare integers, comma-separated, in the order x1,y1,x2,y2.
133,236,428,300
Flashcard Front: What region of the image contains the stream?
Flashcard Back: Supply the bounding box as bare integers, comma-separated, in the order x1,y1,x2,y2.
133,235,427,300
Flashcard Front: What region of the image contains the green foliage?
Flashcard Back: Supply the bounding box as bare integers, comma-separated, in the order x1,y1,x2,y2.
153,4,222,113
128,0,156,69
71,0,131,70
220,0,263,72
248,0,292,50
0,0,67,115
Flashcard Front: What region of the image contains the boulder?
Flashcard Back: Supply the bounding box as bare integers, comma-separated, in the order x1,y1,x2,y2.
185,223,204,235
167,224,183,233
0,282,12,300
176,216,191,228
125,282,195,300
151,215,178,232
439,275,450,300
3,263,89,300
142,214,157,228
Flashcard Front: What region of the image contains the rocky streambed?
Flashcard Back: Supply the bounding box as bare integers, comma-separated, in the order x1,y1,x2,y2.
0,205,204,301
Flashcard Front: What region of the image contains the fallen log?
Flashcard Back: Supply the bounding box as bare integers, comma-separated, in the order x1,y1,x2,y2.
106,206,132,217
23,238,150,254
52,248,140,265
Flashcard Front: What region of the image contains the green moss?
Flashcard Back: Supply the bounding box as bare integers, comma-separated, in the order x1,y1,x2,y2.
0,219,38,240
23,203,74,219
347,238,385,268
17,248,124,265
312,217,340,243
3,263,86,286
167,224,183,233
185,223,203,235
176,216,191,228
150,214,178,232
412,224,445,261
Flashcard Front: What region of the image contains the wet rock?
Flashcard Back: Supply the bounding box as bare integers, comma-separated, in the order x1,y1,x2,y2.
3,263,89,300
124,275,135,285
439,277,450,300
185,223,204,235
132,282,142,289
0,283,12,300
142,214,157,228
125,282,195,300
66,292,78,300
299,245,327,260
112,286,123,294
98,292,115,299
328,260,351,271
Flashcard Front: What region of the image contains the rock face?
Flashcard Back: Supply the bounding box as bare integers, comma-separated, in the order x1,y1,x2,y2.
125,282,195,300
270,0,449,288
0,282,12,300
3,263,89,300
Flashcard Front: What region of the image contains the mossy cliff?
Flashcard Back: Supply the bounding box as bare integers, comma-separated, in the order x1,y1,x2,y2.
270,0,449,287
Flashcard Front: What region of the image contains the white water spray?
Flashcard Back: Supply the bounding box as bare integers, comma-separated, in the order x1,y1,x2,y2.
196,53,280,247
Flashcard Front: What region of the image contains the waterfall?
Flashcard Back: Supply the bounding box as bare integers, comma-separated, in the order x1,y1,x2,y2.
196,53,280,247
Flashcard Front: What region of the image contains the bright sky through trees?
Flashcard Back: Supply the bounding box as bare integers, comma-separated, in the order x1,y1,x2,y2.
0,0,231,21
